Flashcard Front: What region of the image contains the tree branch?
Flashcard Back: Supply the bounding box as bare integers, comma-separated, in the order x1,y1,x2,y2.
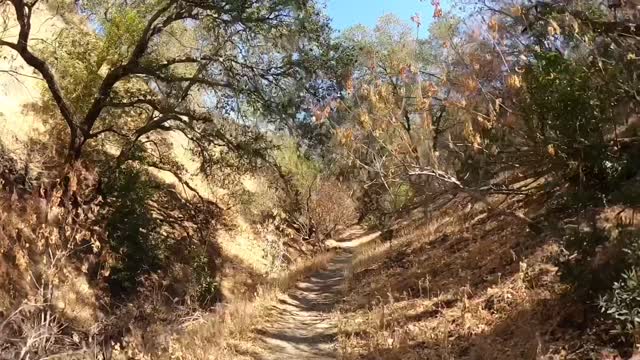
81,0,178,136
144,162,223,211
524,1,640,36
408,166,539,230
87,127,129,139
2,0,78,147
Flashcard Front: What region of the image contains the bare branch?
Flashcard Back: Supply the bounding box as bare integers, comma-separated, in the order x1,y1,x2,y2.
1,1,78,145
408,166,538,229
144,161,223,211
408,166,464,188
0,68,43,80
87,126,129,139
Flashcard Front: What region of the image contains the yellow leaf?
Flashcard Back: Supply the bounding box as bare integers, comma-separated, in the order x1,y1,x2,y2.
488,17,499,34
547,20,560,36
511,6,522,16
507,74,522,89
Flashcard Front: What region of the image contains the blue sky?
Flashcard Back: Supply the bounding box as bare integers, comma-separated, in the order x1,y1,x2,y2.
325,0,437,36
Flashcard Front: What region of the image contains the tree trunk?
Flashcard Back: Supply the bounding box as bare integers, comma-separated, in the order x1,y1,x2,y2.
67,134,85,164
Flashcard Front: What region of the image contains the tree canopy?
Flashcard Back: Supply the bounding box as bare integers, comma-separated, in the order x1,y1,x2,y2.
0,0,335,177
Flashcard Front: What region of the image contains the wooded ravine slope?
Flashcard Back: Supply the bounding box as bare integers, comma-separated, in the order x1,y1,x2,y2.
1,0,640,359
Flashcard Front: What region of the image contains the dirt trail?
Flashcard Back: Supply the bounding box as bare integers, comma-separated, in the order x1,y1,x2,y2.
254,228,379,360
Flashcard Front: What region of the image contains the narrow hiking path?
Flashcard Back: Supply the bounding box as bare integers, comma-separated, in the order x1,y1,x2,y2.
253,227,380,360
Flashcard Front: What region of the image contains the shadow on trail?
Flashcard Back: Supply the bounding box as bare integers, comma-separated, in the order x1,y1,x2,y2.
252,229,377,360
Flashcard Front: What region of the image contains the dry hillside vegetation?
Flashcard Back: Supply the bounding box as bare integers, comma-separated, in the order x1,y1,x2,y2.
1,0,640,358
337,190,640,359
0,0,351,358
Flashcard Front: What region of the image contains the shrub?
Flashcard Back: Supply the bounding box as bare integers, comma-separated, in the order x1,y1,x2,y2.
275,138,320,193
600,267,640,334
102,164,221,305
354,181,415,229
559,225,625,297
560,217,640,335
390,182,415,211
308,179,357,239
272,137,359,243
596,230,640,333
522,51,638,191
104,165,164,297
191,247,220,306
237,176,282,225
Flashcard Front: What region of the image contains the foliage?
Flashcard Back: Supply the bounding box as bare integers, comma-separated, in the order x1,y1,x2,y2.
559,225,623,296
330,0,640,234
332,15,440,217
272,137,358,243
596,230,640,334
190,247,219,306
557,210,640,337
237,176,282,225
3,0,335,168
521,51,635,191
356,181,415,228
510,1,640,334
600,267,640,334
308,179,357,239
275,138,321,193
390,182,415,211
102,164,221,304
103,165,163,296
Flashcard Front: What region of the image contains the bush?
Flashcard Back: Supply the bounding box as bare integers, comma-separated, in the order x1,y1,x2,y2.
560,217,640,335
600,267,640,334
272,137,359,243
275,138,320,193
104,165,164,297
237,176,283,225
308,179,357,239
102,164,221,305
354,181,415,229
522,51,638,191
596,230,640,333
559,225,625,297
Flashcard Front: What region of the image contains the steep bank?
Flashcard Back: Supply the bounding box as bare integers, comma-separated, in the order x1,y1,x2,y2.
335,192,640,359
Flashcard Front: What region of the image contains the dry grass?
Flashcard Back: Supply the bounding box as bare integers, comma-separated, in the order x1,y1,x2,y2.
160,295,269,360
0,181,106,358
335,192,601,360
0,2,65,162
271,250,335,291
161,250,336,360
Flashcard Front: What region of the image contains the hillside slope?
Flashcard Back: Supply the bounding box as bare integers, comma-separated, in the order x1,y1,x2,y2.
335,192,640,359
0,2,289,301
0,2,66,163
0,3,318,358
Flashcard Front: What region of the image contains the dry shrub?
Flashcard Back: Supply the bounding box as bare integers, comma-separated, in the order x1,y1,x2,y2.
308,179,357,240
0,165,106,359
0,162,222,359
